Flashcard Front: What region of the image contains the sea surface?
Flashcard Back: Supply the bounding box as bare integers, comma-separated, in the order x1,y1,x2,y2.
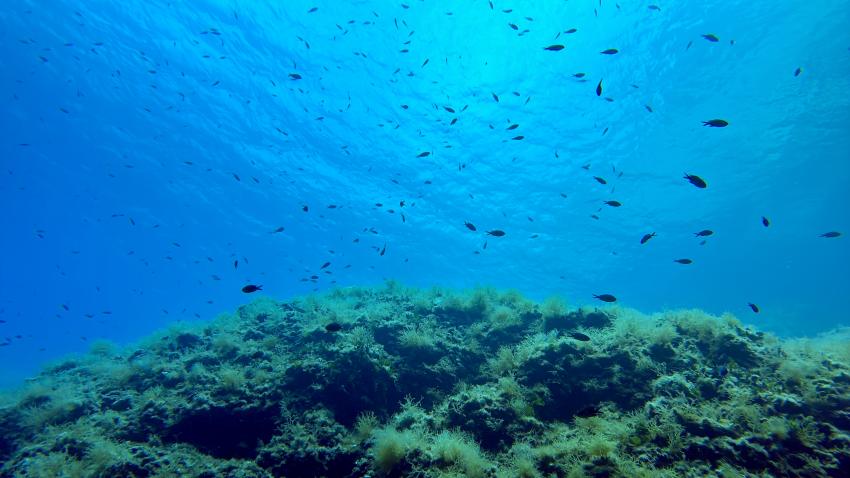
1,0,848,388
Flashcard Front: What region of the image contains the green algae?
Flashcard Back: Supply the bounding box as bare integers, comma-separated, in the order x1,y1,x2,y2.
0,284,848,477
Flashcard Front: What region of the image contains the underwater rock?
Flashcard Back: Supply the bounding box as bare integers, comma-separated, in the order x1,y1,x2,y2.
0,285,848,477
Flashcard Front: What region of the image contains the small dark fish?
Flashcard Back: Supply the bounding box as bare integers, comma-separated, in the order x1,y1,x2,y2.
511,135,524,140
464,222,477,231
417,151,430,158
596,79,603,96
575,404,601,418
640,232,656,244
242,284,262,293
604,200,622,207
648,5,661,10
600,49,619,55
380,243,387,256
325,322,342,332
761,216,770,227
289,73,302,80
794,67,803,77
702,119,728,127
271,226,285,233
593,294,617,303
702,34,719,42
565,28,577,34
684,173,707,188
486,229,506,237
573,72,586,78
673,258,693,264
569,331,591,342
302,205,309,212
748,303,760,313
820,231,842,238
308,7,318,13
694,229,714,237
593,176,607,184
544,44,565,51
506,124,519,130
234,260,239,269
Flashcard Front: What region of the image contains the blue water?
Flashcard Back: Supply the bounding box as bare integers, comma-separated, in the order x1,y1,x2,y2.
1,0,848,388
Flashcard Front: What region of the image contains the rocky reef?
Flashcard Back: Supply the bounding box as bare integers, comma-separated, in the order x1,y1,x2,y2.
1,283,849,477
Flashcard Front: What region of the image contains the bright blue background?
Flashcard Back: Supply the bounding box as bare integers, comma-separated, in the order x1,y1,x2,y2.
1,0,849,387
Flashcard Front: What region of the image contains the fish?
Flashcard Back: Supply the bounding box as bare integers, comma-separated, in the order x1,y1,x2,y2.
694,229,714,237
511,135,524,140
464,222,477,231
761,216,770,227
289,73,302,80
320,262,331,269
593,294,617,303
506,124,519,130
640,232,656,244
325,322,342,332
271,226,285,233
569,331,591,342
241,284,262,293
543,44,565,51
417,151,430,158
794,67,803,77
648,5,661,10
600,49,618,55
702,34,719,42
702,119,728,127
748,303,760,313
380,243,387,256
573,72,586,78
820,231,842,238
596,79,603,96
302,205,309,212
565,28,577,34
684,173,707,188
234,260,239,269
673,258,693,264
486,229,506,237
604,200,622,207
593,176,607,184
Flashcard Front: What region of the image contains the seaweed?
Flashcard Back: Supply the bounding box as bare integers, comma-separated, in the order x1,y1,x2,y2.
0,284,848,477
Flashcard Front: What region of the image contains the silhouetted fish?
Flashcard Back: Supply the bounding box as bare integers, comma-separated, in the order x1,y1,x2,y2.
593,176,607,184
543,44,565,51
702,34,719,42
761,216,770,227
242,284,262,293
593,294,617,302
600,48,618,55
748,303,760,313
673,258,693,264
702,119,728,127
820,231,842,238
684,173,707,188
325,322,342,332
640,232,656,244
464,222,477,231
604,200,622,207
694,230,714,237
486,229,506,237
596,79,603,96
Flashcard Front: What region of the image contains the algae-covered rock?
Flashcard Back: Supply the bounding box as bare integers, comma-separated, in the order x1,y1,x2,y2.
0,284,848,477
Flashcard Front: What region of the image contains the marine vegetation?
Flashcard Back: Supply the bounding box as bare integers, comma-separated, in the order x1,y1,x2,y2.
1,283,849,477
